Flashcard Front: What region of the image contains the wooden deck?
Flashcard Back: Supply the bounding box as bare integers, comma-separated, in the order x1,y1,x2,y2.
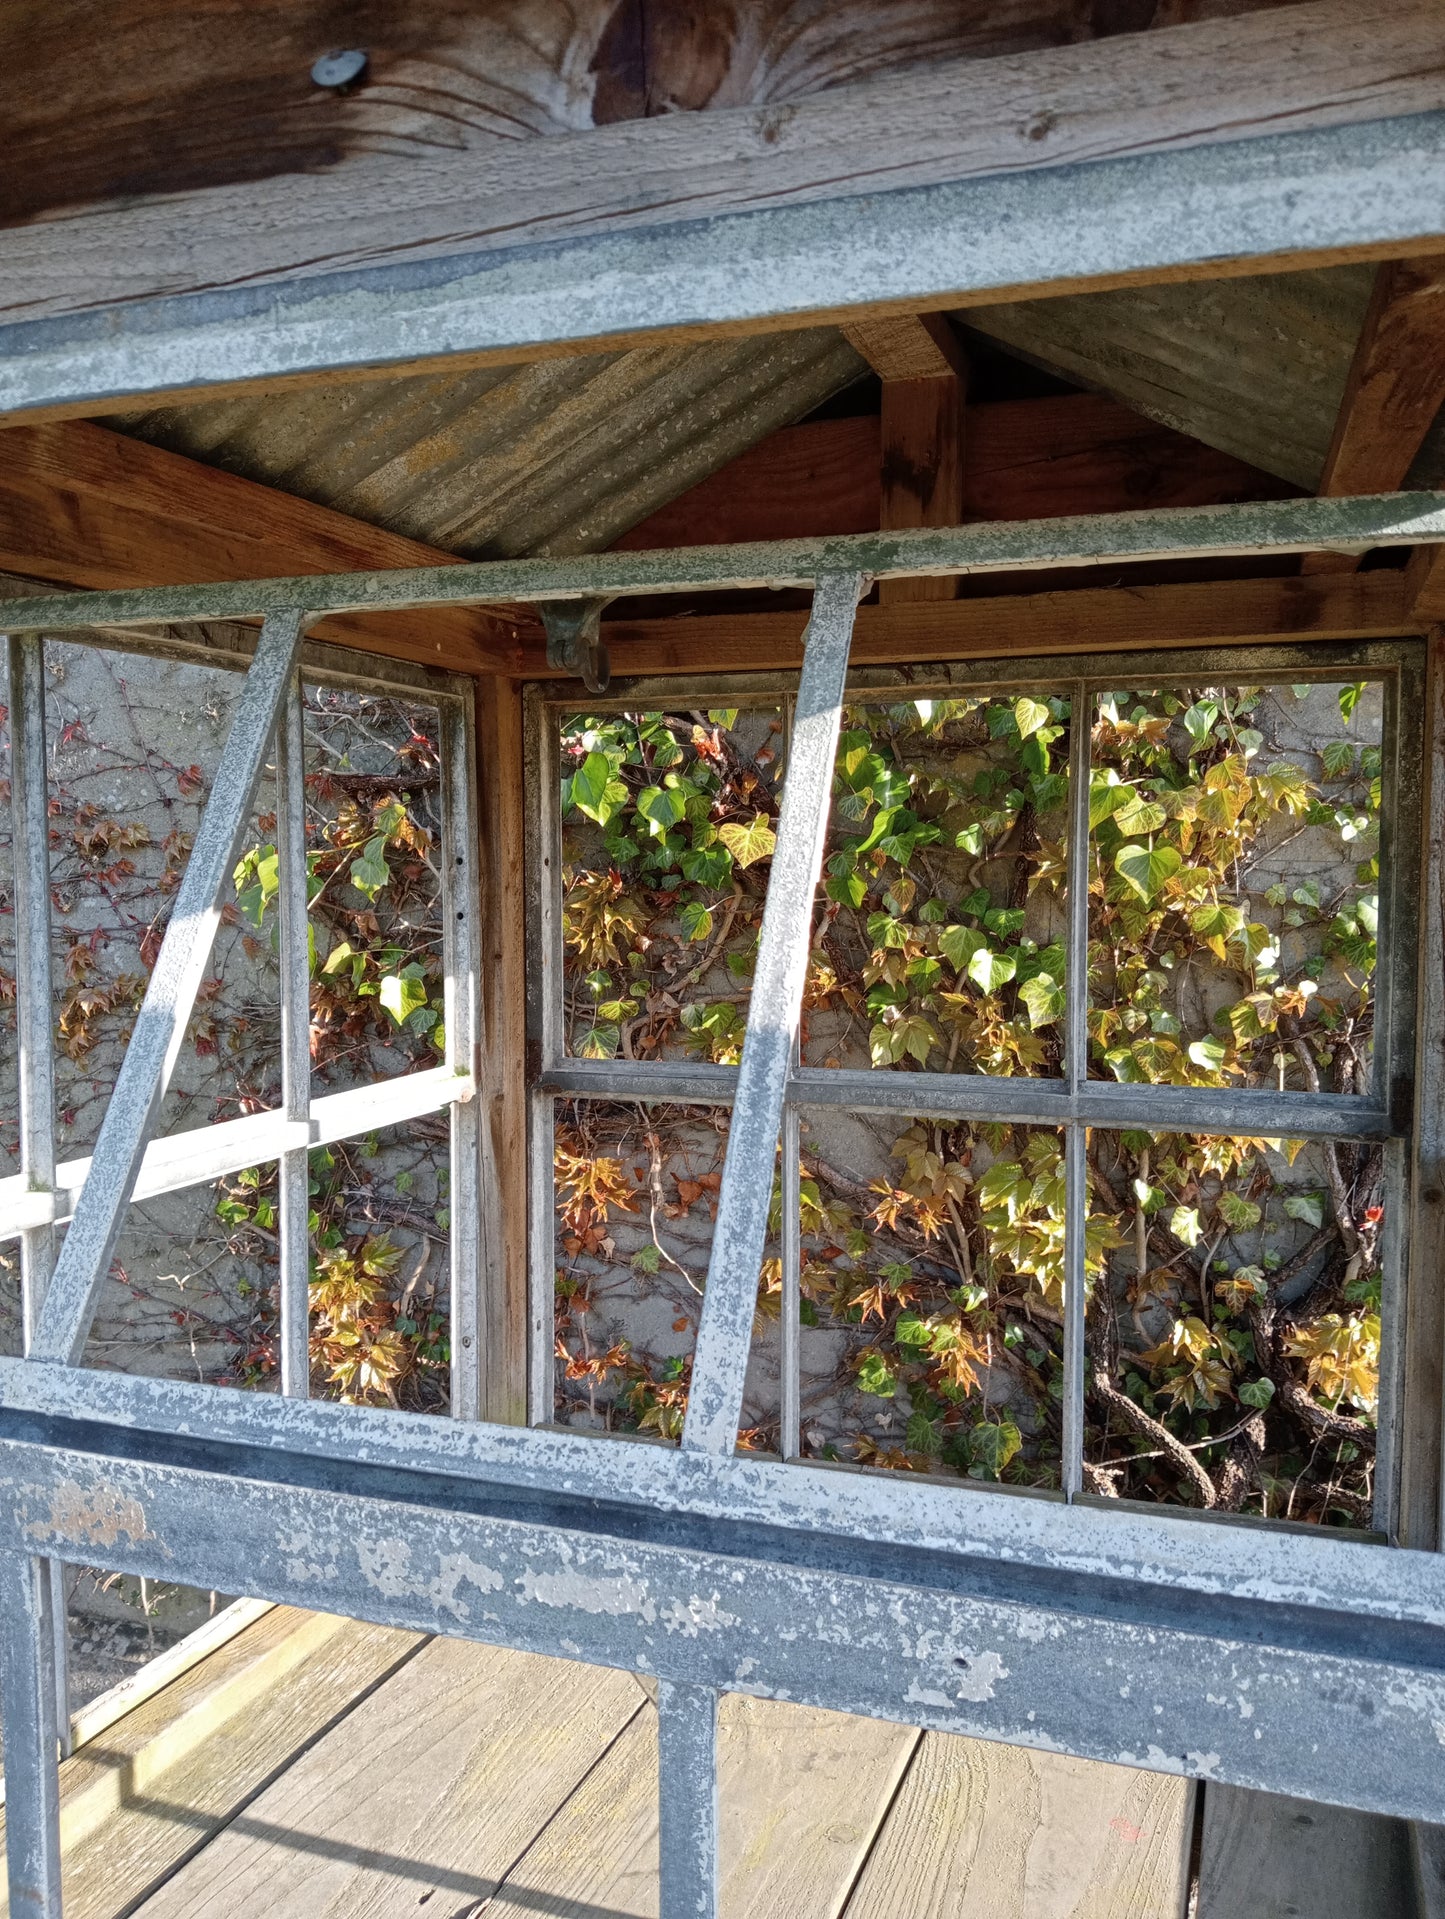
0,1607,1428,1919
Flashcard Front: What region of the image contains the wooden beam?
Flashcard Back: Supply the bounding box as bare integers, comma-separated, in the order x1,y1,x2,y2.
841,315,967,384
1304,257,1445,574
597,571,1414,679
0,421,534,672
2,1,1442,420
613,396,1295,553
1408,541,1445,624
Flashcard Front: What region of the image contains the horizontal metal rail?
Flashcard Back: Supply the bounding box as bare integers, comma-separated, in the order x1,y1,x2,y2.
4,1412,1445,1820
5,1358,1439,1634
3,494,1444,633
0,1068,476,1241
1,110,1442,419
540,1061,1392,1141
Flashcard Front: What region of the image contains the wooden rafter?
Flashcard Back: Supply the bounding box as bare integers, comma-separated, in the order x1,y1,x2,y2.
0,421,534,670
1303,256,1445,575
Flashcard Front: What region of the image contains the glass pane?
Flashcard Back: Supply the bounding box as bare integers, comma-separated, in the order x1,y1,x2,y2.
558,705,784,1064
550,1098,777,1446
304,681,446,1096
308,1121,452,1412
83,1179,274,1386
1087,680,1384,1096
805,693,1071,1076
787,1108,1068,1488
1083,1128,1382,1527
45,641,281,1156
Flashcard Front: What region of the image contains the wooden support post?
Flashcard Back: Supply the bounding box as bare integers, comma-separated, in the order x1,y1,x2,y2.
476,676,529,1425
845,316,968,606
1303,257,1445,575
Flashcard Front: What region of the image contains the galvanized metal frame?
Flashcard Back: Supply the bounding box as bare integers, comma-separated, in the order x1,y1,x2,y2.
2,110,1443,421
532,637,1423,1518
0,503,1440,1917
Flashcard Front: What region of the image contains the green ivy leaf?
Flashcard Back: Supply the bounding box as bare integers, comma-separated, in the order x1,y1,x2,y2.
1018,972,1064,1030
569,750,627,826
1238,1377,1276,1409
1013,696,1051,740
1114,841,1181,902
679,900,713,942
1284,1192,1325,1229
1217,1190,1262,1232
718,813,777,869
379,968,428,1027
1170,1204,1202,1248
350,834,391,901
967,945,1016,993
939,924,986,973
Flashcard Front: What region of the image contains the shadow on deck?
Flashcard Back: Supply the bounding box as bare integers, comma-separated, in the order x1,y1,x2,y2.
0,1606,1429,1918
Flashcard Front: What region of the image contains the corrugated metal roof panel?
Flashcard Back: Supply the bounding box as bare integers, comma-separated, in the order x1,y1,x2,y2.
117,329,866,558
958,265,1376,489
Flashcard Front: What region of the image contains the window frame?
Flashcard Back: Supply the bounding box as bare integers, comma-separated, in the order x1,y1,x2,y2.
527,637,1425,1537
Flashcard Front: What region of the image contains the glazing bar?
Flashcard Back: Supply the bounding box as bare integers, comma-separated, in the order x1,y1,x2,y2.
443,695,484,1420
6,635,73,1754
276,674,311,1399
0,1553,63,1918
30,607,309,1366
781,1106,802,1461
1062,681,1092,1501
683,573,862,1455
657,1679,720,1919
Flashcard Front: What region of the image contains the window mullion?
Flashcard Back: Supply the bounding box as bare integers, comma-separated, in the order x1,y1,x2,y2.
1062,680,1092,1500
276,672,311,1400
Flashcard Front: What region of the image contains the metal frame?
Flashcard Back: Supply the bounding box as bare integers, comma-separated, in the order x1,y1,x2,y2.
2,110,1443,420
532,638,1424,1518
0,498,1442,1917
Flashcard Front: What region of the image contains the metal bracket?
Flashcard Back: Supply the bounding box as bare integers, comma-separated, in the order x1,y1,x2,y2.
540,597,612,694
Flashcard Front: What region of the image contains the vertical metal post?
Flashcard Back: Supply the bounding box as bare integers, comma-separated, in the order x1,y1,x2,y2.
276,673,311,1399
6,634,72,1752
683,573,862,1455
527,1092,556,1426
1062,681,1092,1501
780,1105,801,1461
31,608,308,1366
657,1678,720,1919
527,697,561,1427
0,1552,64,1918
442,694,484,1420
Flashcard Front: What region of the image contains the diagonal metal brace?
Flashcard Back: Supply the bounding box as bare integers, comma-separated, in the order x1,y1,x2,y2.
540,597,612,694
682,571,865,1455
30,607,310,1366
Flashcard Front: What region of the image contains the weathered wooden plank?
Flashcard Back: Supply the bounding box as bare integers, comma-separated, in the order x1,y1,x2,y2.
614,397,1295,553
1411,543,1445,623
476,674,530,1425
0,421,533,667
0,1607,422,1919
1196,1784,1416,1919
2,2,1438,359
484,1692,919,1919
601,572,1415,679
1303,257,1445,574
844,1731,1194,1919
128,1638,645,1918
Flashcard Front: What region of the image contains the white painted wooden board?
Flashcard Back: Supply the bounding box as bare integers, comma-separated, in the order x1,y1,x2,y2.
129,1637,646,1918
844,1731,1193,1919
484,1689,919,1919
1196,1785,1416,1919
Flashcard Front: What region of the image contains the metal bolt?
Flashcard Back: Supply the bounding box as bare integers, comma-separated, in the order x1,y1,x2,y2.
311,48,369,90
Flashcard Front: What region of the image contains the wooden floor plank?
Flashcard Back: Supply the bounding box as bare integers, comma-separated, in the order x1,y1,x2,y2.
844,1731,1193,1919
1197,1785,1416,1919
129,1638,646,1918
0,1608,421,1919
485,1691,919,1919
